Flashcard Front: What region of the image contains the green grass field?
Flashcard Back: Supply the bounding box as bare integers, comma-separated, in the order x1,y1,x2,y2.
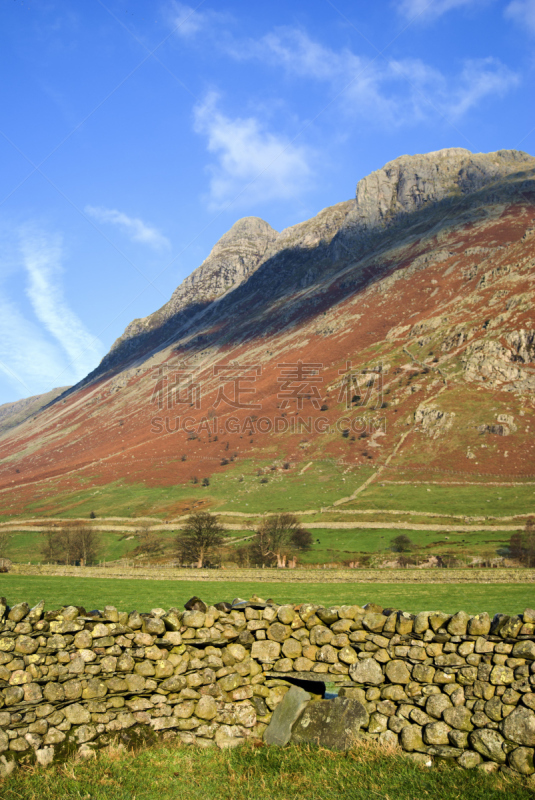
4,530,141,565
1,738,530,800
348,483,535,518
18,461,377,518
0,574,532,615
294,528,510,564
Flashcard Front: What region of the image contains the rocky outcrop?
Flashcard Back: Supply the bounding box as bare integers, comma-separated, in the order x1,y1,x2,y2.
462,331,535,392
414,406,455,439
100,148,535,372
348,148,533,232
111,217,278,351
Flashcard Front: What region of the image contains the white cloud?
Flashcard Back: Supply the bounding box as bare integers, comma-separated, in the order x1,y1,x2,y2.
20,228,104,382
236,28,519,126
84,206,170,251
193,93,313,209
444,58,520,118
505,0,535,33
166,2,206,37
396,0,486,21
0,294,72,399
165,1,228,38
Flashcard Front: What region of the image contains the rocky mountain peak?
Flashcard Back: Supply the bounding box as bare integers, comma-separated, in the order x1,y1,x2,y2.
352,147,534,231
165,215,277,308
112,216,278,352
105,147,534,370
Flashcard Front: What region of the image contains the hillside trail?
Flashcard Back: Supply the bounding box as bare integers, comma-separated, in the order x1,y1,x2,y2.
1,374,531,536
331,378,453,509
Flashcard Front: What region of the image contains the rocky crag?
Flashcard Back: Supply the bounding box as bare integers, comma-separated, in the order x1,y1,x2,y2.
0,147,534,510
0,596,534,781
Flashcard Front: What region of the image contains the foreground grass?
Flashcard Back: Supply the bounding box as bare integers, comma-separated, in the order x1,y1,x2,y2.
1,740,531,800
0,575,532,615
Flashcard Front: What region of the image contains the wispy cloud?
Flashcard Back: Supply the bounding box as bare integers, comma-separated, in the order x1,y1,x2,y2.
165,1,228,38
235,28,519,126
0,294,71,399
166,1,206,37
193,93,313,209
84,206,170,251
505,0,535,34
20,228,104,382
396,0,487,21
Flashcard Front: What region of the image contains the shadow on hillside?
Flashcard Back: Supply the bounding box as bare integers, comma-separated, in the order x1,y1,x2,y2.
52,170,535,406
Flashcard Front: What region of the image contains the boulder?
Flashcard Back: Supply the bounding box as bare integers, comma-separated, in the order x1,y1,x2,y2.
508,746,534,775
349,658,384,685
457,750,482,769
385,660,411,685
423,721,451,745
467,613,490,636
469,729,506,763
426,694,452,719
251,640,281,663
447,611,470,635
512,641,535,661
362,613,386,632
64,704,91,725
264,686,311,746
184,597,207,612
443,706,473,731
400,724,425,752
291,698,369,750
500,706,535,746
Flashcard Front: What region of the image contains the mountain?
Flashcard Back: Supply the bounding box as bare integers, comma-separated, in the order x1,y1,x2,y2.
1,147,534,519
0,387,70,438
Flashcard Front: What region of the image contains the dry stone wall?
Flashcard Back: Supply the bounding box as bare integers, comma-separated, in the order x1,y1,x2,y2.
0,596,534,780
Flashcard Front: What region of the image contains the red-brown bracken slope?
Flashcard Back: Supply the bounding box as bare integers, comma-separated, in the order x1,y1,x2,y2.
1,148,534,515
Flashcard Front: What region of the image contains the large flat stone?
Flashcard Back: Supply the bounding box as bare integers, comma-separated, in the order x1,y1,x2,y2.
291,698,369,750
264,671,349,683
264,686,311,746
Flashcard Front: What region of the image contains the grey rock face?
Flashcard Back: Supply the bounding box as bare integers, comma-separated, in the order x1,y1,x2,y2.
500,706,535,746
108,216,278,355
469,729,506,763
291,698,369,750
349,658,384,685
350,148,532,232
96,147,534,377
161,217,279,317
264,685,311,746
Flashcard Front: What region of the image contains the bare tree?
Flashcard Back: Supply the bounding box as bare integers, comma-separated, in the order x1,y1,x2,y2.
175,511,225,568
250,513,312,567
41,526,100,566
132,526,165,559
509,517,535,566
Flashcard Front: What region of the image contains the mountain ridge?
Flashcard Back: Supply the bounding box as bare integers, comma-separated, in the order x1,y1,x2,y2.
1,146,534,519
97,147,534,378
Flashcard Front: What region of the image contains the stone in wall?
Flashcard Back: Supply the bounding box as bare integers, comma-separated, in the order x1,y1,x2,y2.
0,596,534,783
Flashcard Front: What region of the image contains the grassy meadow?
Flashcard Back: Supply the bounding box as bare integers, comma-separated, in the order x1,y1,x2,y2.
0,574,532,616
1,738,532,800
347,482,535,518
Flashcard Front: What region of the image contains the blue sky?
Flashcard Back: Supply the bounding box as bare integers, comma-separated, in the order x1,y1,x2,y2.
0,0,534,405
